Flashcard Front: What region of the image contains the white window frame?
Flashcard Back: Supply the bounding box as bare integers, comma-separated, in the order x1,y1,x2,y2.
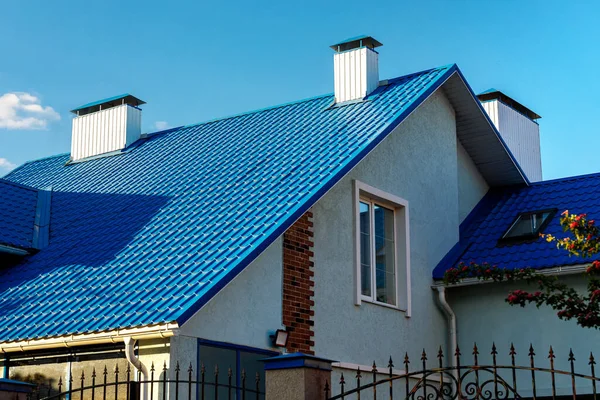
353,180,411,317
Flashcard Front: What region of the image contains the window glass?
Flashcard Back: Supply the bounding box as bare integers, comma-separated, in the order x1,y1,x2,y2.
374,205,396,305
503,211,554,239
359,201,371,297
198,344,274,400
240,351,266,400
198,345,237,399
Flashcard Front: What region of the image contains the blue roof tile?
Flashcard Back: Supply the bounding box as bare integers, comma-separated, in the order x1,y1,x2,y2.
2,65,457,342
433,173,600,279
0,180,38,249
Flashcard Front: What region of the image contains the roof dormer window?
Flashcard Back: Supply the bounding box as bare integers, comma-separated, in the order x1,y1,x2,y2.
501,209,556,241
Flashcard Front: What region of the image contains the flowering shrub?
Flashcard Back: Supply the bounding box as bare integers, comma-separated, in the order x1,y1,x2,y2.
443,211,600,329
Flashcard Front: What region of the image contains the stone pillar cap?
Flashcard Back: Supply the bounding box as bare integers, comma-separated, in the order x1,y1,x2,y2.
262,352,337,371
0,378,36,393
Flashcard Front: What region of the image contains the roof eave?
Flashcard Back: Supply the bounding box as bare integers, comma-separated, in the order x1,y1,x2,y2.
432,263,589,289
0,322,179,353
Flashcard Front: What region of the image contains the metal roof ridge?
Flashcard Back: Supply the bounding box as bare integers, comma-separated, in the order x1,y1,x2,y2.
529,172,600,186
179,93,333,131
4,153,70,179
0,177,39,192
150,65,453,135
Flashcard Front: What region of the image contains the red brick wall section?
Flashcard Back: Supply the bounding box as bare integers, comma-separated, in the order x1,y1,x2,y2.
282,211,315,355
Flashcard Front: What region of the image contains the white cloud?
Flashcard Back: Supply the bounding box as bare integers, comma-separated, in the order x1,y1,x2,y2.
0,158,16,174
0,92,60,130
154,121,171,131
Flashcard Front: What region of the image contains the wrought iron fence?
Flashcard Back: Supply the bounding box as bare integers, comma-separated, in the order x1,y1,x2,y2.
26,360,264,400
325,344,600,400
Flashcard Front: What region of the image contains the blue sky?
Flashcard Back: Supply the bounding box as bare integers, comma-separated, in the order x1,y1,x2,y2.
1,0,598,180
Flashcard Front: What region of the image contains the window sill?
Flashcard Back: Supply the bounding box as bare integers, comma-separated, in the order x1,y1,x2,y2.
361,297,409,315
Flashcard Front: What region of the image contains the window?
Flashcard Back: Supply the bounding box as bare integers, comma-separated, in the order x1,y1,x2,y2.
354,181,410,314
360,201,396,305
197,340,278,400
502,209,556,241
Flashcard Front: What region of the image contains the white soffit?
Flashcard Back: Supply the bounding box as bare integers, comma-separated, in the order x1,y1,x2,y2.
441,72,528,187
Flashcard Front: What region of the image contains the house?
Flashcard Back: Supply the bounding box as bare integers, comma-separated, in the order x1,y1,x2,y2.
0,35,589,398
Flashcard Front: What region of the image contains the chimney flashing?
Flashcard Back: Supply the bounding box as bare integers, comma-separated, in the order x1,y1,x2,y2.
477,89,540,120
71,94,145,117
330,35,383,52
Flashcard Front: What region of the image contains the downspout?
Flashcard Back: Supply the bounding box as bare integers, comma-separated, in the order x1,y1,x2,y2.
435,287,458,379
125,337,149,400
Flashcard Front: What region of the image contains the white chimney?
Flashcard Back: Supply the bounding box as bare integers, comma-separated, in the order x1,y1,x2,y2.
478,89,543,182
331,36,382,103
70,94,145,161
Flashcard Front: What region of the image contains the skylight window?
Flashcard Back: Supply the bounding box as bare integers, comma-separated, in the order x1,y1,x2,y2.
502,209,557,241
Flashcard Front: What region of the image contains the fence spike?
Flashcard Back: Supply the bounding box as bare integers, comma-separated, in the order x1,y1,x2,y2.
549,346,555,360
371,361,377,373
175,361,180,373
569,348,577,398
104,365,108,376
356,366,362,380
421,349,427,362
163,361,168,373
228,367,233,378
151,362,155,373
388,356,394,369
473,343,479,356
454,345,461,360
81,370,85,380
340,373,345,385
404,352,410,368
569,348,576,362
590,352,597,399
491,342,498,355
92,367,96,379
510,343,517,356
529,343,536,357
188,362,193,374
437,346,444,361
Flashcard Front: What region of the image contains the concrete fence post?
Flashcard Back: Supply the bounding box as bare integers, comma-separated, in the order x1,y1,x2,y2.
262,353,335,400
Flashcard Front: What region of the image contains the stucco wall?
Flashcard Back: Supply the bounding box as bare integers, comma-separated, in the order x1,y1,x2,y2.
457,140,488,223
449,275,597,397
312,90,458,366
178,237,284,350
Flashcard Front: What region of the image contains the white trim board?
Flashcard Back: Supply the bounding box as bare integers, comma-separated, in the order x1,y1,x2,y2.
353,180,411,317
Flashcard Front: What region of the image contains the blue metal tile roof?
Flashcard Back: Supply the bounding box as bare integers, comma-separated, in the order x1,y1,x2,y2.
2,65,458,342
0,179,38,250
433,173,600,279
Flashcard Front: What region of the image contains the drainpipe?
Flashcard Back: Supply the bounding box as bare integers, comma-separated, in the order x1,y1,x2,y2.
435,287,458,379
124,337,148,400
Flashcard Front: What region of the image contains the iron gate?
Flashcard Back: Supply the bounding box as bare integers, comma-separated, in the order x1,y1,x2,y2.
326,344,600,399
